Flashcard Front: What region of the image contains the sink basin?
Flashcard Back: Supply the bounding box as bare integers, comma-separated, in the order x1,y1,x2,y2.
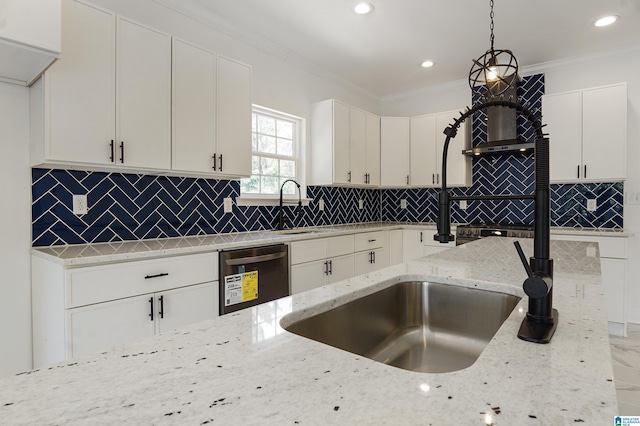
283,281,520,373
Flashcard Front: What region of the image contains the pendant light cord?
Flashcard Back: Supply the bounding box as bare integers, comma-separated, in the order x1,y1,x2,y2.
489,0,495,51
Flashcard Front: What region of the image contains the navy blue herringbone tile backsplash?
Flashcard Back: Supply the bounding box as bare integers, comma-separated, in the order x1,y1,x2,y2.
31,73,623,246
31,168,381,246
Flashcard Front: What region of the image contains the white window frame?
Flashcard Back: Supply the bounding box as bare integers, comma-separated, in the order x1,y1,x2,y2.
236,105,309,207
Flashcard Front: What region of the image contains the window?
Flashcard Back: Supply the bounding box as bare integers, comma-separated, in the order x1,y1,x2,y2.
240,106,303,197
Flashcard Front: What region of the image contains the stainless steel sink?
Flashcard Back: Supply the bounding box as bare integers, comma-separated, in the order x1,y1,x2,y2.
283,281,521,373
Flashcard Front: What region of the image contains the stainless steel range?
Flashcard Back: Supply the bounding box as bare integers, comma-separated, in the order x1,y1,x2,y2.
455,223,534,246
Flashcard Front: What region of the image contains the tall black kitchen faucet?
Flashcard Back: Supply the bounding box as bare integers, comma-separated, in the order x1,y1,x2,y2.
434,99,558,344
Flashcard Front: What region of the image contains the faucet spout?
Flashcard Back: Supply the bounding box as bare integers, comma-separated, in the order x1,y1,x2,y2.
277,179,302,230
434,99,558,344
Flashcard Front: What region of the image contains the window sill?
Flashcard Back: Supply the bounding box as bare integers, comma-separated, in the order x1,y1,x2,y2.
235,196,313,207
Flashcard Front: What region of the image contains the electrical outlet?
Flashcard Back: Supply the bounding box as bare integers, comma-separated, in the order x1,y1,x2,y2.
626,192,640,205
319,199,325,211
460,200,467,210
586,199,597,212
400,199,407,209
358,199,364,210
72,194,88,215
223,197,233,213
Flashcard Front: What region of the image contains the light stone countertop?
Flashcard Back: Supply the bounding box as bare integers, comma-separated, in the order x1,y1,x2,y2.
31,221,631,266
3,237,617,424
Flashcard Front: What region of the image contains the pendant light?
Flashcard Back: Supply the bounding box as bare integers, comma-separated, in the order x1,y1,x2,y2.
468,0,519,97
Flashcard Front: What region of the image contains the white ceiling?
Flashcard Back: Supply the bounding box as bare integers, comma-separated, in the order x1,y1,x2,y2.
161,0,640,98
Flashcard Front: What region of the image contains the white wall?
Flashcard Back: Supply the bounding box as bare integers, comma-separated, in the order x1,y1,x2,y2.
0,82,32,376
381,49,640,325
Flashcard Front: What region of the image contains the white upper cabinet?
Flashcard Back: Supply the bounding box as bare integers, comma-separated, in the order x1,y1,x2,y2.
116,17,171,170
365,112,381,186
543,83,627,183
172,38,216,174
31,0,171,170
310,99,351,185
349,107,381,186
380,117,411,187
436,109,470,187
215,55,252,177
0,0,61,86
310,100,380,186
30,0,252,177
32,0,115,166
410,114,437,186
384,109,469,189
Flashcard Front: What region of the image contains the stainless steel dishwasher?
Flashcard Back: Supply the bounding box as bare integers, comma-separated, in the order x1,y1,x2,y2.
219,244,289,315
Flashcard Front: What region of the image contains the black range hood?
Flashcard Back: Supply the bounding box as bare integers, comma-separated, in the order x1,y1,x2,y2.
462,85,534,156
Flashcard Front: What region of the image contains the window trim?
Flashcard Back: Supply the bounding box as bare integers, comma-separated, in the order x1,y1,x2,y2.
239,105,307,205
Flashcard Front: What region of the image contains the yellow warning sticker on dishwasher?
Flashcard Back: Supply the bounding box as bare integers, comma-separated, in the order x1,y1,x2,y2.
223,271,258,306
242,271,258,302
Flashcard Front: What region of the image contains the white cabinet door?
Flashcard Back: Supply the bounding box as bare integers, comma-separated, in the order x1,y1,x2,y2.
388,229,404,266
543,91,582,182
216,56,252,177
544,83,627,183
355,248,388,275
156,282,218,334
291,260,327,294
46,0,115,165
333,100,351,184
436,109,469,187
116,17,171,170
172,38,216,173
350,107,367,185
365,112,381,186
68,294,154,359
410,114,437,186
582,84,627,181
327,254,355,284
402,230,424,262
381,117,410,186
601,258,626,326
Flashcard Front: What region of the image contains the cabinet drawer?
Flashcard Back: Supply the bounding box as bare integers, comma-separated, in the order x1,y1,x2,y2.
291,239,326,265
66,252,218,308
327,235,354,257
291,235,354,265
354,231,385,251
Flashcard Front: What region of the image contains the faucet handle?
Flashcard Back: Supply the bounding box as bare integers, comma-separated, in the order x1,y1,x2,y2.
513,241,533,278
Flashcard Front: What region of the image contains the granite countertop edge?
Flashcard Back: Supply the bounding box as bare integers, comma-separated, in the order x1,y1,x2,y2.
31,222,632,266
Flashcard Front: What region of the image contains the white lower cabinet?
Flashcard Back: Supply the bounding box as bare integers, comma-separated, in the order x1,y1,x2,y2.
32,252,219,367
290,235,354,294
550,234,628,336
402,229,455,262
354,231,388,275
68,282,217,359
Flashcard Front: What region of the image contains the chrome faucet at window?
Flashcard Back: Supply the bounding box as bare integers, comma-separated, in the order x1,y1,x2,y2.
434,99,558,344
276,179,302,230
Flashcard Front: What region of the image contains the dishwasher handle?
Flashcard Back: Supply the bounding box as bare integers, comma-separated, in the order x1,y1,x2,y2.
224,251,287,266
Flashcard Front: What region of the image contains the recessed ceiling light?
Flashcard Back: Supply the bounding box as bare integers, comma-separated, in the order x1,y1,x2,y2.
594,15,618,27
354,3,374,15
421,60,435,68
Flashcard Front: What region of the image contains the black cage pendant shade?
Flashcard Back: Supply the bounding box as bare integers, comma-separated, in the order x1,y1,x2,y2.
469,0,519,97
